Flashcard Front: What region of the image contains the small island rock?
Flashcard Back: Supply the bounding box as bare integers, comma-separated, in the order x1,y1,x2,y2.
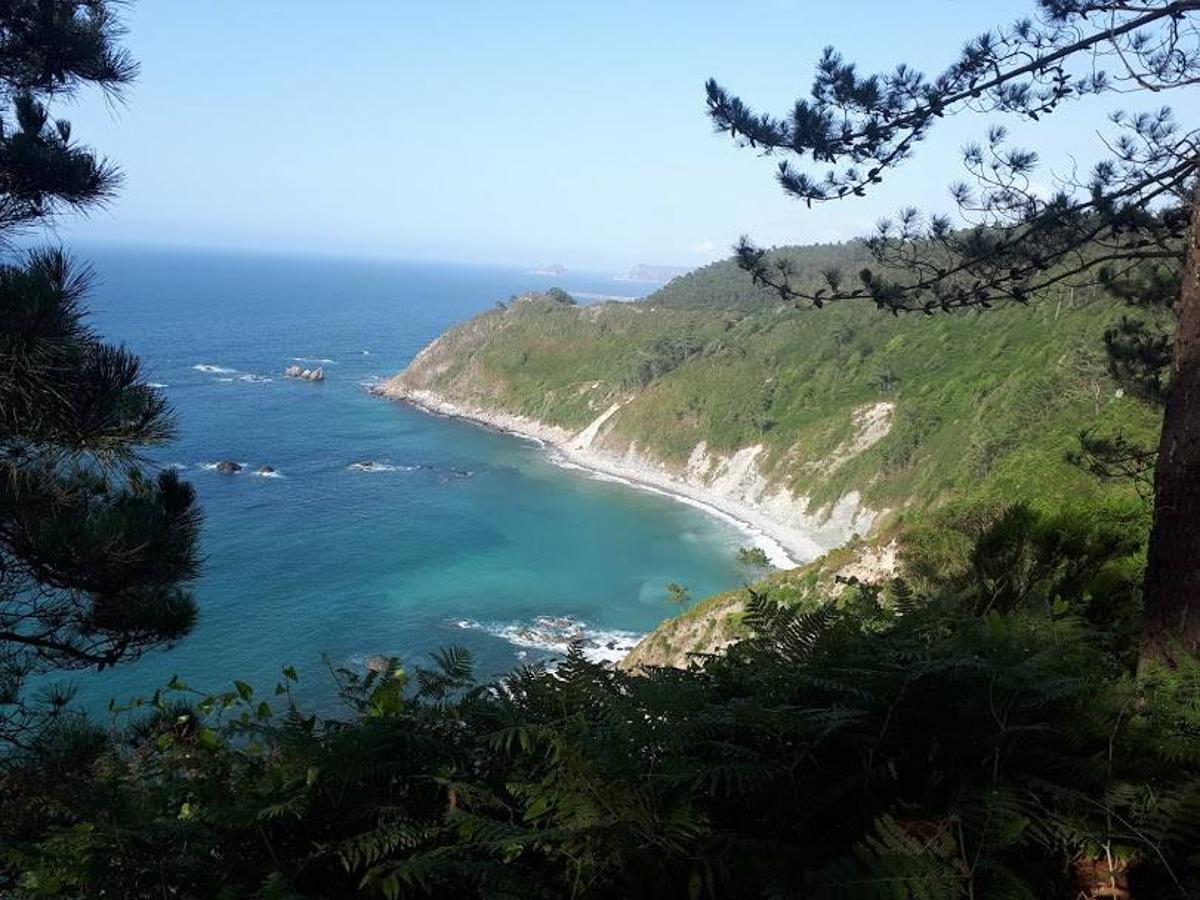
283,365,325,382
215,460,243,474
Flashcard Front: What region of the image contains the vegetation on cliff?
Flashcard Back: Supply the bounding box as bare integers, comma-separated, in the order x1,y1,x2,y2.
706,0,1197,659
391,262,1161,525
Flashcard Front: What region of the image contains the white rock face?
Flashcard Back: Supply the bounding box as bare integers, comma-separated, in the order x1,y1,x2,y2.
807,401,894,475
567,402,624,452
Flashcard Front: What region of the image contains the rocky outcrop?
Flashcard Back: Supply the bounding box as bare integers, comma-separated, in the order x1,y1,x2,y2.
284,365,325,382
215,461,243,474
618,540,901,671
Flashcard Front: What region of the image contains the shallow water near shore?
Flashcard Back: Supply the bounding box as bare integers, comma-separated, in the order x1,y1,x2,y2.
64,246,760,714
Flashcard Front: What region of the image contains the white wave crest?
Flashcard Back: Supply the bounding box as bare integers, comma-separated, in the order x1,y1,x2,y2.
193,364,237,374
347,461,418,473
292,356,337,365
146,382,170,388
453,616,642,664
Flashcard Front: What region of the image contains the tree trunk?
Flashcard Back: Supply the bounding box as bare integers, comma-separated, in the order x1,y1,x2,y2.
1142,180,1200,664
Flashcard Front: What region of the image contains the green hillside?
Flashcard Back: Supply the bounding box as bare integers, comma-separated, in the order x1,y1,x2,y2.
388,250,1161,526
651,241,875,309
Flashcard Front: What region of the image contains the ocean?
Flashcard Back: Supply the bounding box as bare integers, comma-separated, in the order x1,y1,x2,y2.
64,245,756,713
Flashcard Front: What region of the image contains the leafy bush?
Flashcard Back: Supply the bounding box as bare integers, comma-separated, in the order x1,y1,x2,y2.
3,508,1197,899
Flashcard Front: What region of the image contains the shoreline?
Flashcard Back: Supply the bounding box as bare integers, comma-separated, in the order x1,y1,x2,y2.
376,387,825,568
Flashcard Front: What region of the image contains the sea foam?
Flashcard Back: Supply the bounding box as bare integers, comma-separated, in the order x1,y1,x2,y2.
452,616,642,665
347,461,417,473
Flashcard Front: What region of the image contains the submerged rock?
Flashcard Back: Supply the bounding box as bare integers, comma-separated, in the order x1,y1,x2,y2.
215,460,243,474
257,465,275,475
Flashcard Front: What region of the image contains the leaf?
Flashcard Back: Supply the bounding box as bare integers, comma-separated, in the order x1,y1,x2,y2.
526,795,551,820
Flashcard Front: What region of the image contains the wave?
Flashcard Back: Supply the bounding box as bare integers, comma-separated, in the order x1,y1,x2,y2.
347,461,418,473
292,356,337,365
253,469,284,478
193,364,237,374
452,616,642,665
146,382,170,389
237,373,272,383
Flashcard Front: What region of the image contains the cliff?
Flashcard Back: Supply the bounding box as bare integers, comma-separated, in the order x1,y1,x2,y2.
380,252,1162,665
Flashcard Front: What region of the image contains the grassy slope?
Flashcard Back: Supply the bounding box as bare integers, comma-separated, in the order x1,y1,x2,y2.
394,256,1161,524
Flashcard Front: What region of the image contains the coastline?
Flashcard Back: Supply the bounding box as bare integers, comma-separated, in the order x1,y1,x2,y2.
375,386,826,568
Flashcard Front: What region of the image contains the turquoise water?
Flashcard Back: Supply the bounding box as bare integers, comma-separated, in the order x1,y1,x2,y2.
68,246,752,710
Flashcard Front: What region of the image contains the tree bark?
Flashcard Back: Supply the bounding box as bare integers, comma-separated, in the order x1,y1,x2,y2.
1142,179,1200,664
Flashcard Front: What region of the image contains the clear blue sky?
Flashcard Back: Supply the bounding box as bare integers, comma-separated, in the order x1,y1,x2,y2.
52,1,1200,271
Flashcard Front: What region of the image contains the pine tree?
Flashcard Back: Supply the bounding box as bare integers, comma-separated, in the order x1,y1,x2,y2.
0,2,201,750
704,1,1199,661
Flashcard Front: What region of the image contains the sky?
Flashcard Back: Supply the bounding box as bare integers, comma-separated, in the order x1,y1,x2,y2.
51,1,1200,272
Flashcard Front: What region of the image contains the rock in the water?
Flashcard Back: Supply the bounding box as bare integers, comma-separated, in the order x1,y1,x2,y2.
284,365,325,382
215,460,243,474
365,654,390,674
257,465,275,475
